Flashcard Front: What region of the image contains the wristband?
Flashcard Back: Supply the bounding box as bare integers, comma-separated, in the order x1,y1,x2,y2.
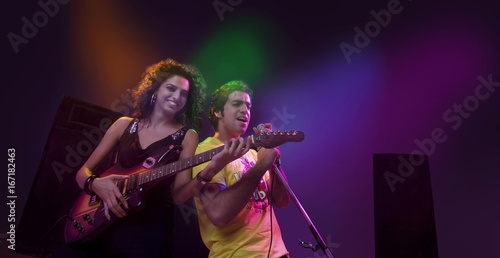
196,172,210,185
84,174,98,195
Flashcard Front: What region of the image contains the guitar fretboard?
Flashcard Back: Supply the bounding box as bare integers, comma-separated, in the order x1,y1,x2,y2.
120,132,302,193
124,145,225,191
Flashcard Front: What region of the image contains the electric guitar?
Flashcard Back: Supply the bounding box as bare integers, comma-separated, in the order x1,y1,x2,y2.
64,130,304,244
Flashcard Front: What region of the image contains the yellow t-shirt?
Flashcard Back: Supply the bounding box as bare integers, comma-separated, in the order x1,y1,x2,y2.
192,137,289,258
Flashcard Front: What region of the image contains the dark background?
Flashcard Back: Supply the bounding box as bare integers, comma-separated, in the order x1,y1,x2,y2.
2,0,499,257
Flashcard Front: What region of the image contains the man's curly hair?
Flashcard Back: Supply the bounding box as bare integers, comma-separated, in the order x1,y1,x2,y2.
129,59,207,132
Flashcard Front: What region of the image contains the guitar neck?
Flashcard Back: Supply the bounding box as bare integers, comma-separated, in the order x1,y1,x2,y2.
136,145,225,186
130,132,298,187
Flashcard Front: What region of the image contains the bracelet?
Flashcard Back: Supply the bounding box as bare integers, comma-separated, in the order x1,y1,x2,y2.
84,174,98,195
196,172,210,185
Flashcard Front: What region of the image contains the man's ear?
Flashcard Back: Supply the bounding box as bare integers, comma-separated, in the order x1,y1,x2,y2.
215,111,222,118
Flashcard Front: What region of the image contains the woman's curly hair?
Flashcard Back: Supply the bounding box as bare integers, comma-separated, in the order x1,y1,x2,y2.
129,59,207,132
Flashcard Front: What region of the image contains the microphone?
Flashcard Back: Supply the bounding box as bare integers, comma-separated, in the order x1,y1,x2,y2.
256,123,267,134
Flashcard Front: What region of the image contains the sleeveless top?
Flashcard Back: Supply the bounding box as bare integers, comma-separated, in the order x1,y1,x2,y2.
92,119,190,256
116,118,189,169
112,118,189,223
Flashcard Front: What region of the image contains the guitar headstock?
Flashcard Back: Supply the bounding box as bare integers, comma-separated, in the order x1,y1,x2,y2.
252,130,305,148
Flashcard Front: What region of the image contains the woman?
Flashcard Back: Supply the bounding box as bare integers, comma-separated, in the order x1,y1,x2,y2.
65,59,211,257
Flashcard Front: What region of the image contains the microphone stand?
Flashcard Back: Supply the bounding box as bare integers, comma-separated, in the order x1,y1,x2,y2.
271,163,335,258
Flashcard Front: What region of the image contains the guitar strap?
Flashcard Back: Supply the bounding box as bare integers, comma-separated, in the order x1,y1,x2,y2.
113,118,189,168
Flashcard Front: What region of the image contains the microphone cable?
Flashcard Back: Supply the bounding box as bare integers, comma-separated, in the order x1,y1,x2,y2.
267,168,276,258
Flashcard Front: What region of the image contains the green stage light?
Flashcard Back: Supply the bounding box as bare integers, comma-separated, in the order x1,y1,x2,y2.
189,20,274,91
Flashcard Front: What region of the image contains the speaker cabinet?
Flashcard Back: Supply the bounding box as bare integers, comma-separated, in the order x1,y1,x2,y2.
15,96,122,256
373,153,439,258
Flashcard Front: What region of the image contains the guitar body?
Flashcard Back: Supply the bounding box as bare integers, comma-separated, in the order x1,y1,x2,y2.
65,146,182,244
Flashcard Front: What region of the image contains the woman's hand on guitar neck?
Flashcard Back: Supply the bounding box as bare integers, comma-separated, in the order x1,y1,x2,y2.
91,175,129,220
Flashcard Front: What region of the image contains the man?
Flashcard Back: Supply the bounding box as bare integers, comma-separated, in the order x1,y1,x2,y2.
191,80,290,257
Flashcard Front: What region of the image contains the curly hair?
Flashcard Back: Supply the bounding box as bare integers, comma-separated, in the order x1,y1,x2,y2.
208,80,253,131
129,59,207,132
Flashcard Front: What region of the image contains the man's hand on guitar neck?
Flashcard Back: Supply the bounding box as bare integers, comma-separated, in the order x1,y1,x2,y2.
91,175,129,220
204,136,252,179
252,123,280,171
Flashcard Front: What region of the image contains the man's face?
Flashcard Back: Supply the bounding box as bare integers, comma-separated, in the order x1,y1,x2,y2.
217,91,252,138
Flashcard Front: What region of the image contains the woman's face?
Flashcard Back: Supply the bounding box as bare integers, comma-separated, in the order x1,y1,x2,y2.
154,75,190,115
